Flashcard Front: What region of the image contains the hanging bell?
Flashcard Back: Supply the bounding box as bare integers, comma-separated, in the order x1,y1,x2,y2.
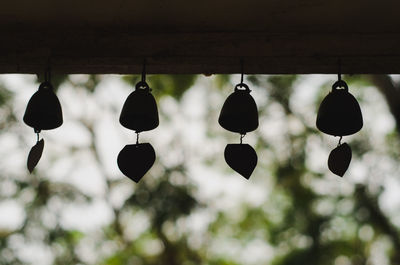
219,83,259,134
316,80,363,136
23,81,63,132
119,81,159,132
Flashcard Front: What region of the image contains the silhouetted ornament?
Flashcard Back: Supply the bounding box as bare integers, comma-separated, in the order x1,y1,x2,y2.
316,80,363,136
328,142,352,177
224,143,257,179
24,76,62,173
23,82,63,132
119,81,159,133
219,83,259,134
27,138,44,173
117,143,156,183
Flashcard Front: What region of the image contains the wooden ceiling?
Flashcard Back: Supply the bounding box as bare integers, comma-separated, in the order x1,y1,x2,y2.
1,0,400,74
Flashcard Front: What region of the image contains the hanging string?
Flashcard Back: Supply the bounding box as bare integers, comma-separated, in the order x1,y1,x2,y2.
141,59,146,82
136,132,140,144
240,58,244,84
337,136,342,146
44,55,52,83
337,58,342,82
240,133,245,144
36,132,40,142
45,67,51,83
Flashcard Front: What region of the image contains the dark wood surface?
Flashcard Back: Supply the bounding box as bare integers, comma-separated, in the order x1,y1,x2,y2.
1,1,400,74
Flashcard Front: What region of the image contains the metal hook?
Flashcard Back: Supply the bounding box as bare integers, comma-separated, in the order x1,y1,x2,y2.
36,132,40,142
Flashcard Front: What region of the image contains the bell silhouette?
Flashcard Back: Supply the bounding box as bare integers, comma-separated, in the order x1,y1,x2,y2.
23,82,63,132
219,83,259,134
316,80,363,136
120,81,159,132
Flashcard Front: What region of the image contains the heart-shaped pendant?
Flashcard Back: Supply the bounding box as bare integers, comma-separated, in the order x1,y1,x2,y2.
224,144,257,179
117,143,156,182
328,142,352,177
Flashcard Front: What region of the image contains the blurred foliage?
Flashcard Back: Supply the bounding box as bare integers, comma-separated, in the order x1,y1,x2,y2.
0,82,16,129
1,73,400,265
0,85,13,107
122,75,197,100
36,74,69,93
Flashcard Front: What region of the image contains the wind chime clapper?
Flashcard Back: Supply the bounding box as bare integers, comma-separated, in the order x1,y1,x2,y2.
23,68,63,173
117,61,159,183
219,61,258,179
316,66,363,177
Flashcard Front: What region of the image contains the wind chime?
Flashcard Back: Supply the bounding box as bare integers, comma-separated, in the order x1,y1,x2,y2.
23,68,63,172
117,61,159,182
218,61,258,179
19,60,365,181
316,64,363,177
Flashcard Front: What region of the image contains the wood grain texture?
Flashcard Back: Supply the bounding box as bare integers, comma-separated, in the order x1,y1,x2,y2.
1,0,400,74
1,31,400,74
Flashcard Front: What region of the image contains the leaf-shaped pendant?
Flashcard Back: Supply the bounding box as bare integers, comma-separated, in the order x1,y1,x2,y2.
224,144,257,179
117,143,156,183
328,142,352,177
27,139,44,173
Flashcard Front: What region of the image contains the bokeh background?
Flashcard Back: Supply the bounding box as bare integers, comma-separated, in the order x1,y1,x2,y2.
1,74,400,265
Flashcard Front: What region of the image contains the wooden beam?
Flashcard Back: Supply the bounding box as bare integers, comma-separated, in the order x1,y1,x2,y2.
1,31,400,74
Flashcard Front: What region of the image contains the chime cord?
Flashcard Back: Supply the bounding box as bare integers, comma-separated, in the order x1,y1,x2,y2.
136,132,140,144
337,59,344,147
240,58,244,84
142,59,146,82
337,136,342,146
45,67,51,83
240,133,245,144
